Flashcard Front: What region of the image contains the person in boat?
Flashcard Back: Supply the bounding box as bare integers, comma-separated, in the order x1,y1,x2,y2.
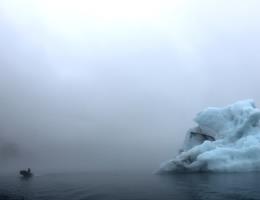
20,168,33,178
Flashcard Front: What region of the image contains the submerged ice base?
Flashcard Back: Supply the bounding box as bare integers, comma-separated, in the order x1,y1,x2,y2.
159,99,260,173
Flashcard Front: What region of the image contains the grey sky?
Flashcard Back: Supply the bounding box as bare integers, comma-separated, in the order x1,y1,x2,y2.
1,0,260,172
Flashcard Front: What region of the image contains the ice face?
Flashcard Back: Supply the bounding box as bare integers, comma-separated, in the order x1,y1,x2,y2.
158,99,260,173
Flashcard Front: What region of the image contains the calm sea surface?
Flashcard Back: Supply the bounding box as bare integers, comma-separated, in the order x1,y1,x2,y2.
0,171,260,200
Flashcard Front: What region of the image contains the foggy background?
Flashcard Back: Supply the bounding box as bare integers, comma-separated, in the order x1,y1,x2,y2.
1,0,260,172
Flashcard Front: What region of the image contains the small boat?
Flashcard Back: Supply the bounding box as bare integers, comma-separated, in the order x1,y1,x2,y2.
20,168,33,178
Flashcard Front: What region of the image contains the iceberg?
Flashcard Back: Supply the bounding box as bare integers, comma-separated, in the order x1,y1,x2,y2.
158,99,260,173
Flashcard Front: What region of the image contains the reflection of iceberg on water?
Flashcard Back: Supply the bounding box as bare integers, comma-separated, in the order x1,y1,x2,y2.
158,99,260,173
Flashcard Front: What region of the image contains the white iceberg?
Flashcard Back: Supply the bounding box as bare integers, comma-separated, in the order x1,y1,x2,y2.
158,99,260,173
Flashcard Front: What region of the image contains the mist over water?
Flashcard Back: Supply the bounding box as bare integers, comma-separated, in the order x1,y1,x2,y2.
2,1,260,200
1,0,260,175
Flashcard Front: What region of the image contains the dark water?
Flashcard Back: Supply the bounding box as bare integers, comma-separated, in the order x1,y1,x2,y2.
1,171,260,200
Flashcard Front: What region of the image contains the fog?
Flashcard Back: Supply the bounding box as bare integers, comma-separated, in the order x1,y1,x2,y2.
1,0,260,172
